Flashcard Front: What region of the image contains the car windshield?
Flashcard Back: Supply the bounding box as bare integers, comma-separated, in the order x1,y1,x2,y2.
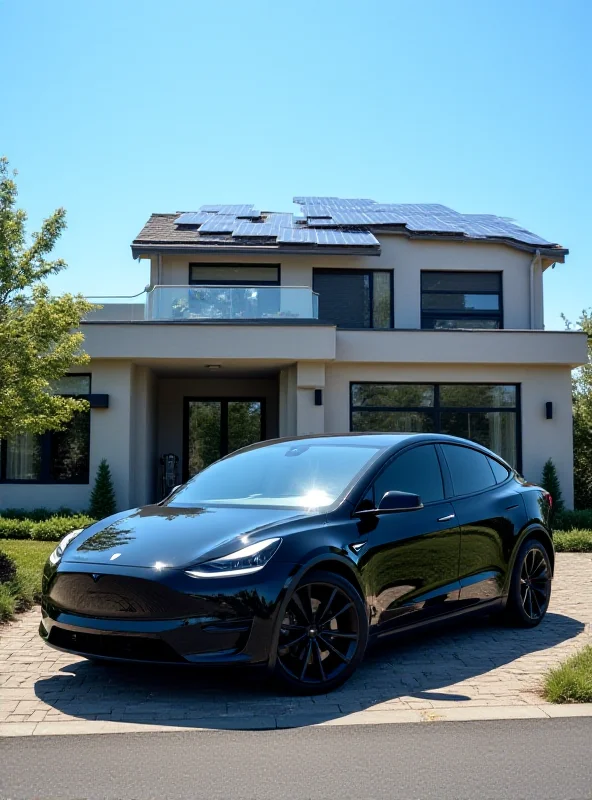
169,441,382,509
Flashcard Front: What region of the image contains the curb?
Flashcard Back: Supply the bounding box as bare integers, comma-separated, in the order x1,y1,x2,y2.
1,703,592,737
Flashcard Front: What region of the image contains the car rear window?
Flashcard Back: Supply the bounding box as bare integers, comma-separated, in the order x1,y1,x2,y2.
441,444,496,496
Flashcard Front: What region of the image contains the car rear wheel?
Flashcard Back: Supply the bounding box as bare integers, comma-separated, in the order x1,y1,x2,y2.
274,570,368,694
504,538,552,627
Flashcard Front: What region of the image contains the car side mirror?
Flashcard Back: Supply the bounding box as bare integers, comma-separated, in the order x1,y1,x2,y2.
356,490,423,517
159,485,182,504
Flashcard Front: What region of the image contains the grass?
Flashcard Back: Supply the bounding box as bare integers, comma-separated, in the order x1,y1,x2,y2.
553,529,592,552
0,539,55,622
543,646,592,703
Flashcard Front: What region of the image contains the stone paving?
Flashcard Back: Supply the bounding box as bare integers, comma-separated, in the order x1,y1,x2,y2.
1,553,591,735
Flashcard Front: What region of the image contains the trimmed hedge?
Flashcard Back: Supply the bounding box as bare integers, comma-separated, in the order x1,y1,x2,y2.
0,515,95,542
554,529,592,553
0,507,77,522
554,509,592,531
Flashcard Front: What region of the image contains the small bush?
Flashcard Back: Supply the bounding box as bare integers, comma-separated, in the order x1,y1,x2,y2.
0,515,95,542
543,645,592,703
541,458,564,514
554,509,592,531
89,459,117,520
554,529,592,552
0,552,17,583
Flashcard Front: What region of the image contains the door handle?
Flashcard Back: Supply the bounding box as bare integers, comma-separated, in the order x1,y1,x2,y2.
437,514,455,522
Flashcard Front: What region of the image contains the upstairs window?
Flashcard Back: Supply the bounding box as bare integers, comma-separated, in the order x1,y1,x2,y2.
421,271,502,330
0,375,91,484
313,269,392,328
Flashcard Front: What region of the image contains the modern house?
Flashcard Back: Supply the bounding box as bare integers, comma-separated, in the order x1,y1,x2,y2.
0,197,587,511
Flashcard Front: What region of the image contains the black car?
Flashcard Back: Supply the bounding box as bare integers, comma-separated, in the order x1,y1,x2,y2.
40,433,554,693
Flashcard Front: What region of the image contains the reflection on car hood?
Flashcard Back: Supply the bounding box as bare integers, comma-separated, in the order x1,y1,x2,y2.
61,504,311,569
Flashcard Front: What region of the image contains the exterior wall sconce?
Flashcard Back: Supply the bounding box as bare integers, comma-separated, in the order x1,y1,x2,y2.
314,389,323,406
545,401,553,420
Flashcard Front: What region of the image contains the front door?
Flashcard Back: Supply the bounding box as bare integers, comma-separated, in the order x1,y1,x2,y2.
184,398,265,479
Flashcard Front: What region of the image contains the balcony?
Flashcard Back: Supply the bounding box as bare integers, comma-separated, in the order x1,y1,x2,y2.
85,285,319,323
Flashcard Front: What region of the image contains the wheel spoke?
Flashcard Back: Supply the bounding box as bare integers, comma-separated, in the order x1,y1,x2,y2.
321,602,353,626
299,642,312,681
291,591,312,625
527,587,534,618
317,588,339,625
318,635,352,663
531,583,548,600
313,641,326,682
319,630,358,640
531,587,542,617
280,632,308,650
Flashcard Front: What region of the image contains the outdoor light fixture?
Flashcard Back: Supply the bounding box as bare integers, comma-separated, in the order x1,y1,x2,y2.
206,364,222,370
314,389,323,406
545,401,553,420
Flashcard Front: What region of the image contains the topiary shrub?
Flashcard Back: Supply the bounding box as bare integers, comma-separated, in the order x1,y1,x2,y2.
89,459,117,520
0,552,17,584
541,458,564,514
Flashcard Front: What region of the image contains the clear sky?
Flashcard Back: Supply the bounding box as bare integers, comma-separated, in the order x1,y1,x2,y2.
1,0,590,329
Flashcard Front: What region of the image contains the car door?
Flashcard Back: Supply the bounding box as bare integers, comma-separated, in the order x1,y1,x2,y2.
439,444,528,607
361,444,461,635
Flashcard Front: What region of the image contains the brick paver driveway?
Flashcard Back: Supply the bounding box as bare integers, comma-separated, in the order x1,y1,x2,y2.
1,553,591,734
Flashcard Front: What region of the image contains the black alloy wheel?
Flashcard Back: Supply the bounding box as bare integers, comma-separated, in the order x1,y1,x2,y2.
275,570,368,693
505,539,552,627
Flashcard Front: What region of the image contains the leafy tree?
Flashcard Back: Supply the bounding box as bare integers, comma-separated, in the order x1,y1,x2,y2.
0,157,93,438
541,458,564,513
563,311,592,509
89,459,117,519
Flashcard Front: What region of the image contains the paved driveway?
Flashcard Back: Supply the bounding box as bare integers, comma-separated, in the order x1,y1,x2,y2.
1,553,591,735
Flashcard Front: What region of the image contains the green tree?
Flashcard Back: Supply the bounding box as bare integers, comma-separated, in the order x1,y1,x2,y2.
563,311,592,509
89,459,117,519
0,157,93,438
541,458,564,514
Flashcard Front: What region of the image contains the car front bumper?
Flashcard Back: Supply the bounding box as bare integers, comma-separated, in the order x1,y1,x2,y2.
39,559,294,666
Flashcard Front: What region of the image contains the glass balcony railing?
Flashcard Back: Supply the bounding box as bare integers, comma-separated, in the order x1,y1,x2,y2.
84,285,320,322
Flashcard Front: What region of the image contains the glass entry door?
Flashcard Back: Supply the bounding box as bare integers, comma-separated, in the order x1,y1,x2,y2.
184,398,264,479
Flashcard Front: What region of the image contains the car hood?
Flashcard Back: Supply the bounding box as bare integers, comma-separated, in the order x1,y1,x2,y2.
62,504,313,569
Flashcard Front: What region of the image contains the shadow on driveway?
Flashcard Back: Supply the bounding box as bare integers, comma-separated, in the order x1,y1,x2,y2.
34,612,583,730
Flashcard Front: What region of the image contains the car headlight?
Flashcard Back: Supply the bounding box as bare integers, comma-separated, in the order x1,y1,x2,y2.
49,529,84,566
185,537,281,578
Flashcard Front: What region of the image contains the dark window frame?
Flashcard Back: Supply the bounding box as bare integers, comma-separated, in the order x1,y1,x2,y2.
421,270,503,330
0,373,92,485
349,381,521,471
189,263,281,286
313,268,394,329
182,396,267,482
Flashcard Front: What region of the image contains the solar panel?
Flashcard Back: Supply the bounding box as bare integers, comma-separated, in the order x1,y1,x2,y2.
197,215,237,233
277,228,318,244
315,230,379,246
236,209,261,219
174,212,209,225
231,222,278,238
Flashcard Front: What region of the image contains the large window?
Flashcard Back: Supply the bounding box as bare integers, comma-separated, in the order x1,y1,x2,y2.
351,382,519,467
0,376,91,484
189,264,280,285
313,269,392,329
421,271,502,330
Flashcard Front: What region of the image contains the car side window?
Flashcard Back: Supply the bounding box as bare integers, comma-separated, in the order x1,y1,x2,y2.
488,457,510,484
441,444,496,496
373,445,444,505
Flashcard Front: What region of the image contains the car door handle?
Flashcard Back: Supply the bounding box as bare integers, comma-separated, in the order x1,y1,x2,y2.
437,514,455,522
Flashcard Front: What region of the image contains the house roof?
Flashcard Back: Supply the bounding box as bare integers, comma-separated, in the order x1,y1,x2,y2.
131,197,567,259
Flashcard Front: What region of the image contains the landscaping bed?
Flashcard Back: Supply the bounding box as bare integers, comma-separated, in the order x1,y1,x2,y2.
0,540,55,622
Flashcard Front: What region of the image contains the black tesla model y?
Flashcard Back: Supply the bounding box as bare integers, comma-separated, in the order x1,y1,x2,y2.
40,433,554,693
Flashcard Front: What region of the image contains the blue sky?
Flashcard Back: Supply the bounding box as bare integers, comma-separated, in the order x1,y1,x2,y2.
1,0,590,329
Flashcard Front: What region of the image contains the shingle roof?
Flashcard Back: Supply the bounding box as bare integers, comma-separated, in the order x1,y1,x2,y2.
131,198,567,258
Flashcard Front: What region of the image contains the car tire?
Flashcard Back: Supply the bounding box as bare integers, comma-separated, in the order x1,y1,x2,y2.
274,569,368,694
503,538,552,628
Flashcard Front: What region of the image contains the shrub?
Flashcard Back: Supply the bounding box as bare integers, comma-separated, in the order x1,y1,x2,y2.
543,645,592,703
89,459,117,520
553,509,592,531
554,529,592,552
0,515,95,542
541,458,564,514
0,552,17,583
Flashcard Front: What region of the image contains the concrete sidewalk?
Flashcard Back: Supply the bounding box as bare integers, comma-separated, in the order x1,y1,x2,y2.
1,553,591,737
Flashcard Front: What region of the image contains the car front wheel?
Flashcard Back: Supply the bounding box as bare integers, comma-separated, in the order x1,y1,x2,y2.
504,538,552,627
274,569,368,694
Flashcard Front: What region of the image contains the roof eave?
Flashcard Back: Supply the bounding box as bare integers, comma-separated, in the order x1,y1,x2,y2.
131,243,381,258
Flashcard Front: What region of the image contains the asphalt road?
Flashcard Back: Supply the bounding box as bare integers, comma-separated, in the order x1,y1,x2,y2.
2,718,591,800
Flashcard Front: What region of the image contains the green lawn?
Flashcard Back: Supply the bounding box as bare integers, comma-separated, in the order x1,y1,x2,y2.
0,539,54,622
543,646,592,703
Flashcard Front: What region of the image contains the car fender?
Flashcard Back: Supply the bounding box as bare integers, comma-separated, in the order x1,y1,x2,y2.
502,523,554,597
